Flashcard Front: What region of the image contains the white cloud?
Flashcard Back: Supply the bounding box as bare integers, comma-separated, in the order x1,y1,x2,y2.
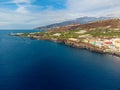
0,0,120,29
12,0,33,3
16,6,28,13
66,0,120,16
13,0,31,13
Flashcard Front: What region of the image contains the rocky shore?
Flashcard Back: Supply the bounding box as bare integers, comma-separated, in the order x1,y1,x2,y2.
29,36,120,57
63,39,120,57
11,19,120,57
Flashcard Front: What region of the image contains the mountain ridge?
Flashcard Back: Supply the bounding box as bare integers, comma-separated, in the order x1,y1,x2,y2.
46,18,120,32
35,16,113,30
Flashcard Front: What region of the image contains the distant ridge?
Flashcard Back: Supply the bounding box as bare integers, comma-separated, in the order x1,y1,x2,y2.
47,18,120,32
72,18,120,29
35,17,113,30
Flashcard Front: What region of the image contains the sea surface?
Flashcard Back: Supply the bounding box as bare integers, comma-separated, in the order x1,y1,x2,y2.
0,30,120,89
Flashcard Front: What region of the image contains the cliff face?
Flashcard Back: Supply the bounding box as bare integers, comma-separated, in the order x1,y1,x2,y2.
64,40,105,53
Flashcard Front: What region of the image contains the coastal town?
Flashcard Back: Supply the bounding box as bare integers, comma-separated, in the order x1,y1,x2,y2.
11,19,120,57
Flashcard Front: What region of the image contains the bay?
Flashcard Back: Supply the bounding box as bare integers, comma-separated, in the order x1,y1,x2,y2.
0,30,120,89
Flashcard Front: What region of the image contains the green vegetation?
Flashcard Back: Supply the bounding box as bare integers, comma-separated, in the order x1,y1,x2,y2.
87,29,120,37
30,30,80,39
58,31,79,39
18,28,120,39
21,33,29,36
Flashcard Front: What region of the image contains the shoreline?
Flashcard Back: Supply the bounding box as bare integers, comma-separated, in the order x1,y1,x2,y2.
10,18,120,58
11,32,120,58
28,36,120,57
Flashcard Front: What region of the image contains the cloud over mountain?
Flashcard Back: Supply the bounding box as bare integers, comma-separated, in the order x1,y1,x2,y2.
0,0,120,29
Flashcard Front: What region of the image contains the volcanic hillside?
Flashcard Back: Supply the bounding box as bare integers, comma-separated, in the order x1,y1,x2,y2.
48,19,120,32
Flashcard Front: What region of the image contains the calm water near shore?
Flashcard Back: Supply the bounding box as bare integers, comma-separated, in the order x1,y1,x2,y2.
0,30,120,89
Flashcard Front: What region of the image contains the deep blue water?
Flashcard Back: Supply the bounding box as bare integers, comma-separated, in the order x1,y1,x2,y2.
1,30,120,89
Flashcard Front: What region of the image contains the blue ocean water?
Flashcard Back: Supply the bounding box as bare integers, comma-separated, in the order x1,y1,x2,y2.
0,30,120,89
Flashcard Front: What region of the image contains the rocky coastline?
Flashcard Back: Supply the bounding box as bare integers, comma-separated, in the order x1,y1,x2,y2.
29,36,120,57
11,19,120,57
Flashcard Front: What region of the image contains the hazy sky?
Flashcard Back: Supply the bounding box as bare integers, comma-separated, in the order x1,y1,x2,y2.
0,0,120,29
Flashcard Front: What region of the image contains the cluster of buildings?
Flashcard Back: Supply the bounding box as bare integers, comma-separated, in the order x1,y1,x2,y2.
30,29,120,53
83,38,120,53
65,30,120,53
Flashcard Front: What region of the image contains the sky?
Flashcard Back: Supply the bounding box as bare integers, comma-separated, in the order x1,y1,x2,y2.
0,0,120,29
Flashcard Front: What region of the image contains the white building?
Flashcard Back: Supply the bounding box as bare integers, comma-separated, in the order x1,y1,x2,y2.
75,30,87,34
68,38,79,42
52,33,61,37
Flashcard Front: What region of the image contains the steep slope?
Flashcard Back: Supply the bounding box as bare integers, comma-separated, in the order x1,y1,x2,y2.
35,17,112,30
71,19,120,30
47,19,120,32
